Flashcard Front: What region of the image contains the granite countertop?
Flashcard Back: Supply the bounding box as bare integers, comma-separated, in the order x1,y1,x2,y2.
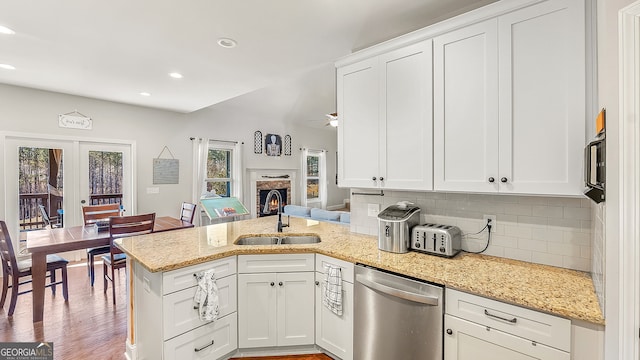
116,216,604,325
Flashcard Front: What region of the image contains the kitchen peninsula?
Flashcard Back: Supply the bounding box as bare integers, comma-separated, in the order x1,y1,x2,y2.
117,216,604,359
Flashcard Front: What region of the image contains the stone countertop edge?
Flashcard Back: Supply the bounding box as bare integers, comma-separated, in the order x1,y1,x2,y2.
115,216,605,326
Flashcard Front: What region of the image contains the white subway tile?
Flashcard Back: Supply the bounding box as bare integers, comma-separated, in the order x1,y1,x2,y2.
517,216,548,226
531,205,564,218
548,217,582,229
482,246,505,257
504,203,533,216
504,248,533,262
581,246,592,259
548,197,583,207
514,196,551,206
554,243,582,257
532,228,564,243
505,225,532,239
497,214,519,223
581,198,593,208
563,231,590,246
531,252,564,268
562,256,590,272
489,234,518,248
563,207,591,221
517,239,548,252
446,192,469,201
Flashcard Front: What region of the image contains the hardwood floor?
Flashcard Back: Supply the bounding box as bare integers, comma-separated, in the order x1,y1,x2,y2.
0,261,127,360
0,261,335,360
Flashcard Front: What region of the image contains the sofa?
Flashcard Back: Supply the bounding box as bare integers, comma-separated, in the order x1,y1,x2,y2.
283,205,350,225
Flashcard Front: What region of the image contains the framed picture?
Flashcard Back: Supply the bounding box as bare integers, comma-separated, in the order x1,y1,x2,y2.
265,134,282,156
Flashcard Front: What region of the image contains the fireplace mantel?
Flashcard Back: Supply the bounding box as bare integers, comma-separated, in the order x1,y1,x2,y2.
246,169,298,218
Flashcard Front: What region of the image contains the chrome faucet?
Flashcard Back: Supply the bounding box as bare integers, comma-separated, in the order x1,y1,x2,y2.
262,189,289,232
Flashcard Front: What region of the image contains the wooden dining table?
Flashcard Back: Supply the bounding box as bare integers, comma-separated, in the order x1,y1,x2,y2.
25,216,194,323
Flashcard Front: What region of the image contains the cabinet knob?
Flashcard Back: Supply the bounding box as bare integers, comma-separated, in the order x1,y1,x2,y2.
379,177,384,181
488,177,495,183
278,282,283,286
501,177,508,183
446,329,453,335
372,176,377,181
315,281,320,286
270,282,275,286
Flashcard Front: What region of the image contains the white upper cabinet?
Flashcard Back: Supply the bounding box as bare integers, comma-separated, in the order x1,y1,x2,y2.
337,57,380,189
497,0,585,195
337,0,587,196
433,19,499,193
434,0,586,195
337,40,433,190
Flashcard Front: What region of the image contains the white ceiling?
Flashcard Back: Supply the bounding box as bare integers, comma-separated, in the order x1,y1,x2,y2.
0,0,496,114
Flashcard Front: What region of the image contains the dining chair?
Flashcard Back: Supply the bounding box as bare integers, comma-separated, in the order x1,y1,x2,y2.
82,203,121,286
102,213,155,305
38,204,61,229
0,220,69,316
180,202,197,224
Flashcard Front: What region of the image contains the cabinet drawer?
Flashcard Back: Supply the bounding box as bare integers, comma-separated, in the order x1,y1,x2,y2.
446,289,571,352
316,254,354,283
238,254,314,273
445,315,569,359
164,313,238,360
163,256,236,295
163,275,237,340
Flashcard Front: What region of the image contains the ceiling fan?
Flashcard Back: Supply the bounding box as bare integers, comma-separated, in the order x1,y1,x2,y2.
325,113,338,127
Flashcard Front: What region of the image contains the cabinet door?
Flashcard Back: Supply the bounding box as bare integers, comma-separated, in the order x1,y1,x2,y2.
238,273,277,348
445,315,569,360
315,272,354,360
379,40,433,190
497,0,585,195
434,19,499,192
337,57,380,188
164,313,237,360
276,272,315,346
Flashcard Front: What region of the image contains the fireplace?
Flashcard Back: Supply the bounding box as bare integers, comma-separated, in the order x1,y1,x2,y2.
258,188,288,217
256,179,292,217
248,169,297,219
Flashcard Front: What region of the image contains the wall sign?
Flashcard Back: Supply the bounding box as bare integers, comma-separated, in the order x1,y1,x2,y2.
58,110,92,130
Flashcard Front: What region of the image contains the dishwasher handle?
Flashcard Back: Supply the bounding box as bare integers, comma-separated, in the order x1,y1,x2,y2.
356,274,439,306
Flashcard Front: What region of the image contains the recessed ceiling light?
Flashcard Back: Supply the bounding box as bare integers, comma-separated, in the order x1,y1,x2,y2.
217,38,237,48
0,64,16,70
169,72,183,79
0,25,15,35
140,92,151,97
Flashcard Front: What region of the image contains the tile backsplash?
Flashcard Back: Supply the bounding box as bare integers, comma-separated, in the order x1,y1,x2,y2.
350,190,593,272
592,202,605,313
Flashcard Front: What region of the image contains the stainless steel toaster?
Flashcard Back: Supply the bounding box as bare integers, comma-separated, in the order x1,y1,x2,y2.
411,223,461,257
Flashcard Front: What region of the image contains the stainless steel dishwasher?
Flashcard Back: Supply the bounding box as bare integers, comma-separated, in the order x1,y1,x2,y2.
354,264,443,360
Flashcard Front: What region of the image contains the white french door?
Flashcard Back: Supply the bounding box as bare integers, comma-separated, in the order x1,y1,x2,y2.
78,142,133,221
1,133,135,258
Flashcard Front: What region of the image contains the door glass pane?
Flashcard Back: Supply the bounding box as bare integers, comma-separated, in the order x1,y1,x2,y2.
18,147,63,230
88,151,123,205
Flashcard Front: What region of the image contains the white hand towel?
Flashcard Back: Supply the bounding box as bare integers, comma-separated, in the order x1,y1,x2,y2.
193,269,220,322
322,264,343,316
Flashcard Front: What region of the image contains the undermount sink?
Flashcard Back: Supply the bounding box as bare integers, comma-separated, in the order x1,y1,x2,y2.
234,235,321,245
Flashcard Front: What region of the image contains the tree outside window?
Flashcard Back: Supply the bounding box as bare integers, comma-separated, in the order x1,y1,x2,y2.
206,148,232,197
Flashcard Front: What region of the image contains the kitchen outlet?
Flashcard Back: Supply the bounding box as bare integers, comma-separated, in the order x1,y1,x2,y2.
146,187,160,194
483,215,497,232
367,203,380,217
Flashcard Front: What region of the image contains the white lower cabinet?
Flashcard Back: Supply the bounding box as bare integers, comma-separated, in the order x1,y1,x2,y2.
237,254,315,349
445,289,571,360
314,255,354,360
164,313,238,360
445,315,569,360
133,256,238,360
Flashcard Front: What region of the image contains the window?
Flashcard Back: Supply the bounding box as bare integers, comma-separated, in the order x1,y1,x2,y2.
301,149,326,208
205,146,233,197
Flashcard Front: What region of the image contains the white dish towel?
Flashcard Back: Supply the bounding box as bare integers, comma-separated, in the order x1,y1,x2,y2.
193,269,220,322
322,264,343,316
